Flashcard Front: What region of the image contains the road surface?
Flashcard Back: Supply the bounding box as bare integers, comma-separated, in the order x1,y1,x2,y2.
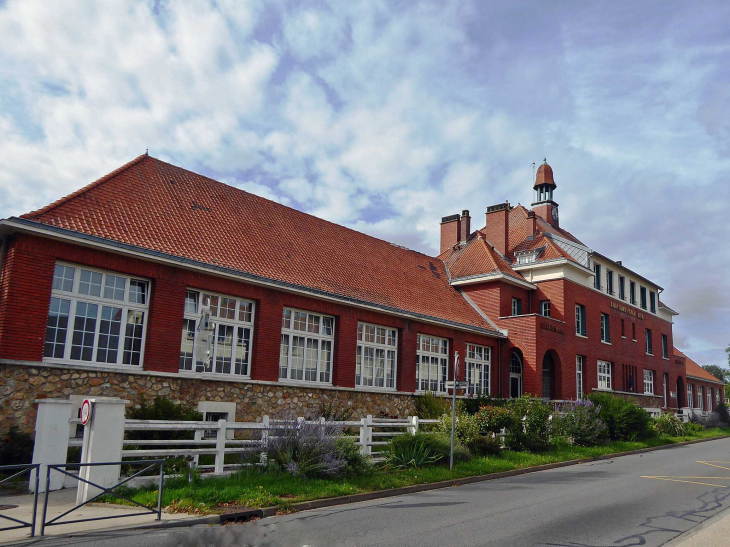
13,437,730,547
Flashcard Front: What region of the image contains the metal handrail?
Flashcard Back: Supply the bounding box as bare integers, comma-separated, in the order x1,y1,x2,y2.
0,463,40,537
40,459,164,536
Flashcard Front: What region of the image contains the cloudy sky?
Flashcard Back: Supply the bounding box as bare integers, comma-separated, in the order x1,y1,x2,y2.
1,0,728,366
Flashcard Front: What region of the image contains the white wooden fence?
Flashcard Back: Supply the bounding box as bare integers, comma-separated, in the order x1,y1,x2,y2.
120,414,440,472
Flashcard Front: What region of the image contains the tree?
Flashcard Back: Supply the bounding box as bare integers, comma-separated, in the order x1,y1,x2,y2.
702,365,730,383
727,343,730,367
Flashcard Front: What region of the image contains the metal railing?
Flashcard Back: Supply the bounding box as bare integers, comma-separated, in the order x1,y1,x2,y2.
0,463,40,537
40,460,164,536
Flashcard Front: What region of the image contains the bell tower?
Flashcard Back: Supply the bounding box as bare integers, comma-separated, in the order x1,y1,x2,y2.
531,158,559,228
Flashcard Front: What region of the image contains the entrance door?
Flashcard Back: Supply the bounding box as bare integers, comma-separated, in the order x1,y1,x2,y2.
510,375,521,398
542,353,554,399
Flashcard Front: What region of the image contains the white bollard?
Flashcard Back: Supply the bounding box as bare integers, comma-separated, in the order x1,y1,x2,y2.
30,399,73,493
214,419,227,475
407,415,419,436
76,397,128,505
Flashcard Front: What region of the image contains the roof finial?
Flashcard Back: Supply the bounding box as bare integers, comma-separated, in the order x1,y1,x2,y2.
542,157,547,164
145,148,149,155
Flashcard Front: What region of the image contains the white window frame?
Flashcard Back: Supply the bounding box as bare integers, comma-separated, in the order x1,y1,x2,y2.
687,384,693,408
708,388,713,412
509,351,523,398
279,308,335,385
661,334,668,359
180,289,255,377
356,322,397,390
540,300,551,317
576,355,584,399
416,334,448,393
597,360,612,391
511,297,521,316
44,262,150,368
643,369,654,395
600,313,610,343
645,328,653,355
575,304,586,336
466,343,491,396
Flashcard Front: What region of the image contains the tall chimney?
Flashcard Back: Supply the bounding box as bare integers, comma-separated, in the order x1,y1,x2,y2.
526,210,537,235
460,210,471,242
484,202,510,257
440,214,461,254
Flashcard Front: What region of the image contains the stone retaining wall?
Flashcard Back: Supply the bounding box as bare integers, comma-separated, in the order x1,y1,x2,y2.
0,363,417,434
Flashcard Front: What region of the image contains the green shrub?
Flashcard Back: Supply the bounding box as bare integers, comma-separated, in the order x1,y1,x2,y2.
388,434,471,467
265,419,348,478
653,412,686,437
716,401,730,426
0,426,34,466
476,405,516,434
335,436,371,474
436,408,481,448
588,393,653,441
468,434,502,456
505,396,554,452
385,438,443,469
415,392,449,419
461,394,506,414
126,397,203,474
554,400,608,446
684,421,705,435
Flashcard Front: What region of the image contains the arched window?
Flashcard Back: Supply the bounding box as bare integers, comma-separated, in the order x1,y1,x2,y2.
510,351,523,398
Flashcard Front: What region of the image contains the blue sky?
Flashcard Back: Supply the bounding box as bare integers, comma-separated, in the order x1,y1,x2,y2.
1,0,728,366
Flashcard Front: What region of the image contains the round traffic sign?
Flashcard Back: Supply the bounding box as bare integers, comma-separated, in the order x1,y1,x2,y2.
80,399,92,426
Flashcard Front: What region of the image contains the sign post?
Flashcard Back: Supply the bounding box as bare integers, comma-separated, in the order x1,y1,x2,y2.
450,351,460,471
80,399,92,426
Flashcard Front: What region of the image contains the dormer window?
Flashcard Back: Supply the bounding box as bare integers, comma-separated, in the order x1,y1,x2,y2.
515,246,545,265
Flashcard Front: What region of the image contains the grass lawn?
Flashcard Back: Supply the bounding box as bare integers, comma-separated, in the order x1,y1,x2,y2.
113,427,730,514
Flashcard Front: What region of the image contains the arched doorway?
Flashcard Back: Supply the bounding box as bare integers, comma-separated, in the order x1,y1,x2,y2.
541,350,562,400
510,350,523,398
676,376,685,408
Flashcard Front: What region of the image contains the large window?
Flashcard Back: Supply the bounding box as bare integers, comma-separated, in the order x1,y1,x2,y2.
180,290,254,376
708,388,713,412
606,270,614,295
416,334,448,392
44,263,149,367
279,309,334,384
687,384,693,408
576,355,584,400
575,304,587,336
356,322,397,389
661,334,668,359
645,328,653,355
510,351,523,398
618,276,626,300
697,386,704,410
640,286,647,310
600,313,610,343
597,360,612,390
643,369,654,395
650,291,656,313
466,344,491,396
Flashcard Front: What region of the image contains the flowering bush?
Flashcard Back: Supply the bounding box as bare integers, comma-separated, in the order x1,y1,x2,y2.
436,407,481,448
554,399,608,446
476,405,516,434
505,396,554,452
265,419,348,478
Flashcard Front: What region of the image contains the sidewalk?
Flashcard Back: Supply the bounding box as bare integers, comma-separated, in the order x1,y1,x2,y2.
0,487,196,543
669,506,730,546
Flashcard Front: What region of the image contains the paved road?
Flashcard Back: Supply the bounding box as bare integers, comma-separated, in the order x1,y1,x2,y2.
12,438,730,547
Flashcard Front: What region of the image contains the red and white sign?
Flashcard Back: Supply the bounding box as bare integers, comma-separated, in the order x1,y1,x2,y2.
80,399,92,426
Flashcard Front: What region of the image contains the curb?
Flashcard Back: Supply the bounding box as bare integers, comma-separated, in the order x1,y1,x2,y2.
218,434,730,523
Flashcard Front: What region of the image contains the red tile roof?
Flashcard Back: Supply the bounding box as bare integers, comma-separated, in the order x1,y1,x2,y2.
19,155,500,334
441,237,522,281
674,348,724,385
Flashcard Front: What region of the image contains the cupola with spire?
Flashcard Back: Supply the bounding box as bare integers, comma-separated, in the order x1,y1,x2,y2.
531,158,559,228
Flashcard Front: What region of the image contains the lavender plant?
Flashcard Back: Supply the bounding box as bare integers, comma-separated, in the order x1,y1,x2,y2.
264,418,348,478
554,399,608,446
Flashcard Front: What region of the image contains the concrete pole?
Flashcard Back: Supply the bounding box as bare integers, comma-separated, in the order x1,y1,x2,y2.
30,399,73,493
76,397,128,505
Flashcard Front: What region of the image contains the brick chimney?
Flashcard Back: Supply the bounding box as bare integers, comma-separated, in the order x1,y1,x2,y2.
440,214,461,254
526,210,537,235
484,202,510,257
460,210,471,242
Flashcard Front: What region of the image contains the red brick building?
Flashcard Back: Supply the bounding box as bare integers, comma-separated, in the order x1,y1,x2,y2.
0,155,721,428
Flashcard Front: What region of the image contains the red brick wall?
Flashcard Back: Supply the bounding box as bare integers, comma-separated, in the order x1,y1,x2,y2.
440,219,460,254
0,233,499,394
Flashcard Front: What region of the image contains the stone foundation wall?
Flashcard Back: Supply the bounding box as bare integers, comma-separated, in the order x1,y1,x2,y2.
0,363,417,435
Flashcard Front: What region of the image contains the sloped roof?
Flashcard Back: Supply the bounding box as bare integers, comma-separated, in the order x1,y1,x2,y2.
534,161,556,188
18,155,500,334
442,237,522,281
674,348,724,385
